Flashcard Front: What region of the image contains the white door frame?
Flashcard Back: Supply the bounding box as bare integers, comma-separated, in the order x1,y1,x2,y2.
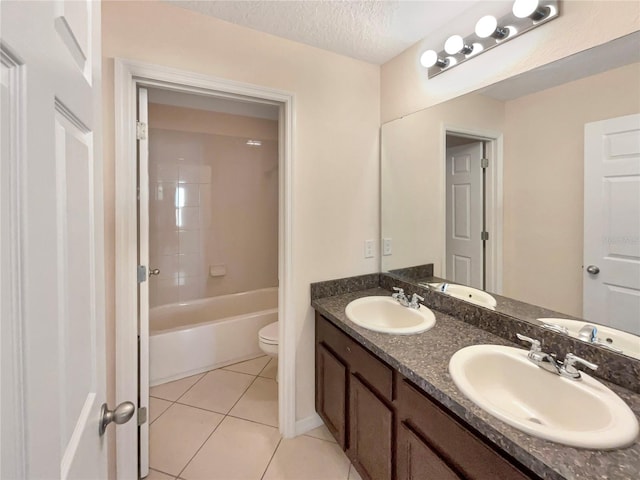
114,59,296,478
442,124,503,294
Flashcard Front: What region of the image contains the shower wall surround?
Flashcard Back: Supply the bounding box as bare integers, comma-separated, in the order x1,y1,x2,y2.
148,104,278,307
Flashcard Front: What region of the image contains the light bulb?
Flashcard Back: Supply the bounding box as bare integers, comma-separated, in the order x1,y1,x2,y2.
512,0,549,20
444,35,473,55
420,50,448,68
444,35,463,55
475,15,509,40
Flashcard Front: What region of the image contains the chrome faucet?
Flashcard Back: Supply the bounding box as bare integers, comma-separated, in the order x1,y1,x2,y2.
409,293,424,309
516,333,599,380
392,287,410,307
578,324,598,342
516,334,561,375
559,353,598,379
392,288,423,309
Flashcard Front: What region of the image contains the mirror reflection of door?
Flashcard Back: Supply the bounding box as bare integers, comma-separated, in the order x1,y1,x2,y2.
583,113,640,335
445,137,485,290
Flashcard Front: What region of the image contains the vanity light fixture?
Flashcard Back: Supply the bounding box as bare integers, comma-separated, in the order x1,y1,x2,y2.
421,0,559,79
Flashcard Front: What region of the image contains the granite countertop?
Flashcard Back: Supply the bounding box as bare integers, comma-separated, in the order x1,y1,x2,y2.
312,288,640,480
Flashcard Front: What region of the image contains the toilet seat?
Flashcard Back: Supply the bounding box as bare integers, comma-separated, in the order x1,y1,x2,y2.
259,322,279,345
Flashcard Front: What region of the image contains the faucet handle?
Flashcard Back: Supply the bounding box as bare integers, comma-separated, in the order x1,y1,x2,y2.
409,293,425,309
516,333,541,352
392,287,405,298
563,353,598,375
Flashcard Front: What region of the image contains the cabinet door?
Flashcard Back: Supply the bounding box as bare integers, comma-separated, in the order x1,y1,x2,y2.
316,343,347,448
397,422,461,480
349,375,393,480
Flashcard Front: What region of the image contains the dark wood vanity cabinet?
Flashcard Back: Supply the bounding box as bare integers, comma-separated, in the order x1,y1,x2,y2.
315,312,538,480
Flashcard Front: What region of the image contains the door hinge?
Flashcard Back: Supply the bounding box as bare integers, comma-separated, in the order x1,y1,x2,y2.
136,121,147,140
137,265,147,283
481,158,489,169
481,231,489,241
137,406,148,426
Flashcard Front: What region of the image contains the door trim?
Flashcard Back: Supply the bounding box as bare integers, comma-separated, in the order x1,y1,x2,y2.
442,124,504,294
114,59,296,478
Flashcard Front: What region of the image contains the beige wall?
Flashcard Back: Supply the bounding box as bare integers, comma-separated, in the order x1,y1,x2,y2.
102,1,380,474
503,62,640,315
147,104,279,308
381,0,640,122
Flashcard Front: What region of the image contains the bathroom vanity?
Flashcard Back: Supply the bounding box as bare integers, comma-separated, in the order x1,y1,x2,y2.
312,281,640,480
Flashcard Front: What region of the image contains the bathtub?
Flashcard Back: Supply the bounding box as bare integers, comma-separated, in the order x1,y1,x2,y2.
149,287,278,385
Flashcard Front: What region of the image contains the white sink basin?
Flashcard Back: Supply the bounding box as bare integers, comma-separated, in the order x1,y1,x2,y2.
539,317,640,360
345,296,436,334
422,283,497,310
449,345,639,449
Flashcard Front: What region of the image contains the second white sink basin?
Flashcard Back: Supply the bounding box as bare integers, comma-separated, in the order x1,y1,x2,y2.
539,317,640,360
421,282,497,310
449,344,639,449
345,296,436,334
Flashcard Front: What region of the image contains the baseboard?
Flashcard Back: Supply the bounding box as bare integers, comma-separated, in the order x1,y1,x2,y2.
295,412,324,436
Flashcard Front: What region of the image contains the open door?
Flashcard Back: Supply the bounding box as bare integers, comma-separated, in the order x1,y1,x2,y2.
138,87,151,478
0,1,130,478
584,114,640,334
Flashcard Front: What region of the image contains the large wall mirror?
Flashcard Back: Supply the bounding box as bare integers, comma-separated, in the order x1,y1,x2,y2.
381,32,640,359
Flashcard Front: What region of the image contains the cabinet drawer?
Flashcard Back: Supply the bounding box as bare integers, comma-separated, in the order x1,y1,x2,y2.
398,380,535,480
316,313,393,400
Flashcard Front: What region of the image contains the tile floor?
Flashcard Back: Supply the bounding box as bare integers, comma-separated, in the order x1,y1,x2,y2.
148,356,363,480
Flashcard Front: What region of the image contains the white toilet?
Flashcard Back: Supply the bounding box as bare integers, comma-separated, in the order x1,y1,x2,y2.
258,322,279,379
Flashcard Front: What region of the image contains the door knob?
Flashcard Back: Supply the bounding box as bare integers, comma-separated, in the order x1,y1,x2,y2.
149,268,160,276
586,265,600,275
99,401,135,436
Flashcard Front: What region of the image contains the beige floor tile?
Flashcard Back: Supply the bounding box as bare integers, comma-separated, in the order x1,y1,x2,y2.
146,468,175,480
304,423,337,443
349,464,364,480
222,355,270,375
181,416,281,480
149,397,173,424
150,373,204,402
229,377,278,427
178,369,254,414
262,435,350,480
259,357,278,380
149,403,223,476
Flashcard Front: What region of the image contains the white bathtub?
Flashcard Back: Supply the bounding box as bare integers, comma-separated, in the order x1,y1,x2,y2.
149,287,278,385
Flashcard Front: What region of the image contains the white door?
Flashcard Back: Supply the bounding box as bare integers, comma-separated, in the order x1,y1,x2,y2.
1,1,121,478
584,114,640,335
138,87,151,478
445,142,484,289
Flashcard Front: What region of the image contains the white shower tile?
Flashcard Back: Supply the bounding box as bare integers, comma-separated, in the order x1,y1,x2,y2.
175,183,200,207
156,164,179,183
150,230,180,257
152,278,180,307
178,253,204,278
179,165,209,184
153,254,180,281
177,207,201,230
178,230,201,255
178,276,206,302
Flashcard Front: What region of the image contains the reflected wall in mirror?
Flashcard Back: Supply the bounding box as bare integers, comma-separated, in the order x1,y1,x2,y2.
381,32,640,357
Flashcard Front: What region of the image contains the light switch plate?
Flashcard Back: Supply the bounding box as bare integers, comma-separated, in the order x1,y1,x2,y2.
364,239,375,258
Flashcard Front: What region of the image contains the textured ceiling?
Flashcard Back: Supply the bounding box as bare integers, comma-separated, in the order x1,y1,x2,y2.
166,0,482,64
